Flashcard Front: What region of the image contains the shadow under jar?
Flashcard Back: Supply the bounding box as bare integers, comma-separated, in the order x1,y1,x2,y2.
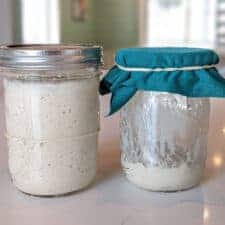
120,92,210,191
0,44,102,196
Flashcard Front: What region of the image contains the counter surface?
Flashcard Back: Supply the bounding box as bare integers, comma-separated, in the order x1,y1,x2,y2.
0,94,225,225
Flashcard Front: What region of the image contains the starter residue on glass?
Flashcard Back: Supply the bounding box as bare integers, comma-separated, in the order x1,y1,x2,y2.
120,91,210,191
4,75,99,196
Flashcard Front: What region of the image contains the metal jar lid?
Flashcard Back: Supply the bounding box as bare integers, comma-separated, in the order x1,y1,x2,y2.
0,44,103,70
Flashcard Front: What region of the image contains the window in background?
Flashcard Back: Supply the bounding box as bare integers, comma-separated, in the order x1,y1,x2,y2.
143,0,217,48
21,0,60,44
216,0,225,48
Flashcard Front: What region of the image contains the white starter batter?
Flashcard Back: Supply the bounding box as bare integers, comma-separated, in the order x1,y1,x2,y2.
4,76,99,196
122,161,204,191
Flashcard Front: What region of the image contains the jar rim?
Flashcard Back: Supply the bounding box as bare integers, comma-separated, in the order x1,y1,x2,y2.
0,44,103,70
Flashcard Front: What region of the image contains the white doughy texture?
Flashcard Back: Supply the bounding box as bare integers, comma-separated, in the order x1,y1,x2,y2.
4,76,99,196
122,161,203,191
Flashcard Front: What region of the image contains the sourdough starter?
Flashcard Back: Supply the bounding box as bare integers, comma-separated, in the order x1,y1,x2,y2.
4,76,99,196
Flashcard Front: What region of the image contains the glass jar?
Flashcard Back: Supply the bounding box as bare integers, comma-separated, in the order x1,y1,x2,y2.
120,91,210,191
0,44,102,196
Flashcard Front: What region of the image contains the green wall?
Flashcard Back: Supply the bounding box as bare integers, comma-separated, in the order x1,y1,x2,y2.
60,0,96,43
12,0,23,43
60,0,139,48
92,0,138,49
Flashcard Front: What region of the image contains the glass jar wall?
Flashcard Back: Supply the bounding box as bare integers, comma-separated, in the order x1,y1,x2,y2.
120,91,210,191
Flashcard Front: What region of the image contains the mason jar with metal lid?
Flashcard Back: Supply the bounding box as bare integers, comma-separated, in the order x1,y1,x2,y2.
0,44,102,196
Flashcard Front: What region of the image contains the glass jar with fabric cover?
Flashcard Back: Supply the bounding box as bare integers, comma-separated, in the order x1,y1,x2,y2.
100,47,223,191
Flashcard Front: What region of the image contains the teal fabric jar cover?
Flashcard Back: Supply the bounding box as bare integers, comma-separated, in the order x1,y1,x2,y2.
100,47,225,115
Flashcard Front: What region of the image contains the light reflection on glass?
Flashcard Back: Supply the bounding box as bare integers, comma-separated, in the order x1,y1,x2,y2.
203,207,210,223
222,127,225,135
212,155,223,168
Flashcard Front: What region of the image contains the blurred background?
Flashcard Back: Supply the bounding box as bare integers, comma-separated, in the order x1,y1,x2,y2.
0,0,225,68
